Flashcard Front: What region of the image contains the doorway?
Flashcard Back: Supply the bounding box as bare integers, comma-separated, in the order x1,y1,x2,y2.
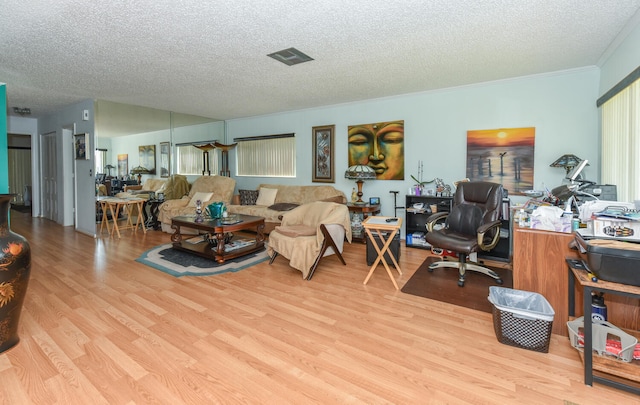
7,133,32,209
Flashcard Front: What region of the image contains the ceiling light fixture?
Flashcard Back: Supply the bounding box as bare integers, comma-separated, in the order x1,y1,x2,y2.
267,47,314,66
13,107,31,116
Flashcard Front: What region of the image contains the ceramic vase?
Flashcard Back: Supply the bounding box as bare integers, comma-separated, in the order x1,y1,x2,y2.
0,194,31,353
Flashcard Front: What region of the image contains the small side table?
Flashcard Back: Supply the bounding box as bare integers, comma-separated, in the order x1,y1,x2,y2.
362,216,403,289
347,203,381,243
567,258,640,395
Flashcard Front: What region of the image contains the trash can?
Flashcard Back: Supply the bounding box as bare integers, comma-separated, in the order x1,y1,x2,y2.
366,231,400,266
487,286,555,353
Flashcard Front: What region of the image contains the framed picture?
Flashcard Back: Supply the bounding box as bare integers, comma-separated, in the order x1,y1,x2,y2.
139,145,156,174
312,125,335,183
160,141,170,178
117,154,128,177
369,197,380,205
74,133,89,160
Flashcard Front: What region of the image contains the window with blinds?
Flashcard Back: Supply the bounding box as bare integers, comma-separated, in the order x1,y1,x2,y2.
600,76,640,202
176,144,219,175
235,134,295,177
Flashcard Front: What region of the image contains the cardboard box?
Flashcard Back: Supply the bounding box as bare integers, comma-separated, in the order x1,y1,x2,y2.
592,217,640,241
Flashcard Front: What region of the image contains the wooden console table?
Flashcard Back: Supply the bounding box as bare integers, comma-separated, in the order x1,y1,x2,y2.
512,225,577,336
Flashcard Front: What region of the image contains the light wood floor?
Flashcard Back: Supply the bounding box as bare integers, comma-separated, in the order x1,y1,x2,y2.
0,211,636,404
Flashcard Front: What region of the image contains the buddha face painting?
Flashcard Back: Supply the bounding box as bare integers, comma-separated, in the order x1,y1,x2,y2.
348,120,404,180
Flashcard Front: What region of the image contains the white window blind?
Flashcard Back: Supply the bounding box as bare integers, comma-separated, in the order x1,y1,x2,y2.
176,144,219,175
601,77,640,202
235,134,295,177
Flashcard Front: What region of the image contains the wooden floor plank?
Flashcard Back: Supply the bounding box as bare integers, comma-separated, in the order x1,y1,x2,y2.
0,212,638,404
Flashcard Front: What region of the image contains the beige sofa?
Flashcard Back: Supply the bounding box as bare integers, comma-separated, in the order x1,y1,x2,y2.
121,178,167,198
227,184,347,234
158,175,236,232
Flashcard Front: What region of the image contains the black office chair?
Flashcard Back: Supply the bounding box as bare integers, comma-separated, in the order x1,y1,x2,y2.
424,181,504,287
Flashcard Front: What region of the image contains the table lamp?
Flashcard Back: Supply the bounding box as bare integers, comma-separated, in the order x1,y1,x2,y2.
550,154,585,174
194,143,217,176
345,164,376,204
130,166,150,185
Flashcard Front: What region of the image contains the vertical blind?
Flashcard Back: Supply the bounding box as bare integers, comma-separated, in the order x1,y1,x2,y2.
176,144,219,175
601,78,640,202
235,134,295,177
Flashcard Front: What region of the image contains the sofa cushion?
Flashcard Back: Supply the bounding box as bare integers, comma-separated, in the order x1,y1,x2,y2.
274,225,316,238
321,195,345,203
268,202,299,211
239,189,260,205
256,187,278,206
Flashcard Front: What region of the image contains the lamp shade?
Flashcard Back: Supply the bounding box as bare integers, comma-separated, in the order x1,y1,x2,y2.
344,164,376,180
550,154,589,174
130,166,150,174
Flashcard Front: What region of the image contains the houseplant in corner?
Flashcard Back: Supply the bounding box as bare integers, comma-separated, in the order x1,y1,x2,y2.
0,194,31,353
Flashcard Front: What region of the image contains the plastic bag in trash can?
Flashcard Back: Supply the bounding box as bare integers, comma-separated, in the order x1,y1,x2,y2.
487,286,555,322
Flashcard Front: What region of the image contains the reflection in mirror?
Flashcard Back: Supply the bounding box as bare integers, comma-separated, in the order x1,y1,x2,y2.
94,100,224,198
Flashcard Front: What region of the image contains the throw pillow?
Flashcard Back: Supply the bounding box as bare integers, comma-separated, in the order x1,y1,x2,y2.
275,225,316,238
255,187,278,206
268,202,299,211
239,189,260,205
188,191,215,207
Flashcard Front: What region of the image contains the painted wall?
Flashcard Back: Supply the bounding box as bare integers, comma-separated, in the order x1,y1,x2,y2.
39,99,95,233
0,84,7,193
599,12,640,96
226,67,600,219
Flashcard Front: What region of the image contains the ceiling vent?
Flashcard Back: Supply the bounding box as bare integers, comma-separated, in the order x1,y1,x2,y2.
267,47,314,66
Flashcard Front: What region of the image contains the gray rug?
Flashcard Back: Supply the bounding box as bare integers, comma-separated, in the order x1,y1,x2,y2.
136,243,269,277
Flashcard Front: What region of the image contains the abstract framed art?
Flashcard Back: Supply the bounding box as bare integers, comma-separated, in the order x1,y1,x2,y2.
312,125,335,183
117,154,128,177
74,133,89,160
466,127,535,195
139,144,156,174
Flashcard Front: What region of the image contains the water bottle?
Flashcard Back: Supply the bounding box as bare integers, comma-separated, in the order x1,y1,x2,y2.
591,293,607,322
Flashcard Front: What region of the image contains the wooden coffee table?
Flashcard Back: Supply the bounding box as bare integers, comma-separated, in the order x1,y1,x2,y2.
170,214,265,263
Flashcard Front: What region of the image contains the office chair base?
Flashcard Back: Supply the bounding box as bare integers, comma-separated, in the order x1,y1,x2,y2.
428,260,503,287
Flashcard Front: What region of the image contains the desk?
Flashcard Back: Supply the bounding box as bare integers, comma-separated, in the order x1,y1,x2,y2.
99,197,146,238
567,259,640,394
512,225,578,336
362,216,402,289
347,203,381,243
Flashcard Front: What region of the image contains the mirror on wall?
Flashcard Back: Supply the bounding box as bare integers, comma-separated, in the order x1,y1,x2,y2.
94,100,224,197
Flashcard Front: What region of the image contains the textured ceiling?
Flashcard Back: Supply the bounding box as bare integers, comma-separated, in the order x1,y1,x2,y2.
2,1,640,121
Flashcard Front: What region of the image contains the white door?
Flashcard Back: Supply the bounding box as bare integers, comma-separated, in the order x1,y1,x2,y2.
41,132,57,221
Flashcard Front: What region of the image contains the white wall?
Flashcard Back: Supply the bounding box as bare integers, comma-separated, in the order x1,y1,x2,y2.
39,99,95,232
599,11,640,96
226,67,600,216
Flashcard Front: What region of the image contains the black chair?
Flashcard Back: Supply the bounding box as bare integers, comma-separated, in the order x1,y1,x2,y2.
424,181,504,287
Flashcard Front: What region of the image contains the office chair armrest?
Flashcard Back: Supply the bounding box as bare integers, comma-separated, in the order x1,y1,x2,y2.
425,212,448,232
477,219,502,251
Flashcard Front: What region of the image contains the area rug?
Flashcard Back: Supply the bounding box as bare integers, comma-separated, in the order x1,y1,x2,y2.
401,256,513,313
136,243,269,277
